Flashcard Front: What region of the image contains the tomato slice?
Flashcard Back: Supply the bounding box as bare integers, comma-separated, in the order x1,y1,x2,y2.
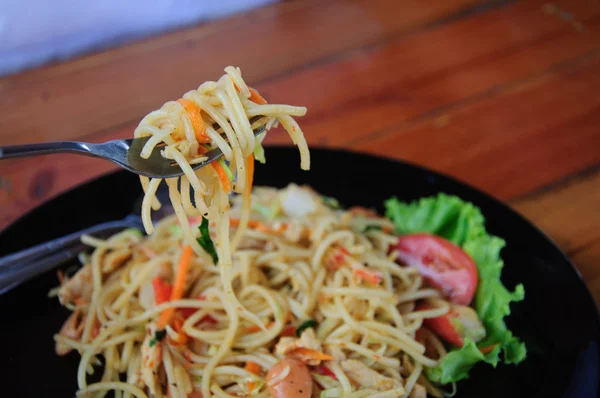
393,233,478,305
417,304,485,347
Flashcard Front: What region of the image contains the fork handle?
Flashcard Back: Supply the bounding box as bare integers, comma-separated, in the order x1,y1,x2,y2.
0,141,94,159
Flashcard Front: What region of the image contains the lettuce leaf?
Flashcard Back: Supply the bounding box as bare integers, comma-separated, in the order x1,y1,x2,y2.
385,194,526,383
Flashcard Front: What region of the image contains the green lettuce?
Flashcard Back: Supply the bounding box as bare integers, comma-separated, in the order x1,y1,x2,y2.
385,194,526,383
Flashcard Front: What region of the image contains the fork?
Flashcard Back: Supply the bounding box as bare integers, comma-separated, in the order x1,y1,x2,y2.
0,116,268,178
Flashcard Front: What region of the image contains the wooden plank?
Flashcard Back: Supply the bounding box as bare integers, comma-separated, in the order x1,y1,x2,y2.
1,0,599,229
512,169,600,303
0,0,481,145
264,0,600,147
359,51,600,200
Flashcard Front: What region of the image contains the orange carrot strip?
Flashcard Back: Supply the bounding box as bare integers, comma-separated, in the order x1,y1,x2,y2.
248,87,268,105
246,154,254,196
247,381,256,394
479,344,498,354
230,218,276,234
177,99,210,143
353,268,383,285
211,160,232,194
157,245,193,330
152,277,173,305
292,347,334,361
245,361,261,375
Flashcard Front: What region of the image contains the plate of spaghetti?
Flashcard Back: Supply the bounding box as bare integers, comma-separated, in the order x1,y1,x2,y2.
0,67,598,398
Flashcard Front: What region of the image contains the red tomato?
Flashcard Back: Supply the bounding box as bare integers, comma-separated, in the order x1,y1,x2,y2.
417,304,485,347
393,233,478,305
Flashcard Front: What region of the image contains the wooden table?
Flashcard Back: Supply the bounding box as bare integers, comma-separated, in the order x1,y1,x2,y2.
0,0,598,301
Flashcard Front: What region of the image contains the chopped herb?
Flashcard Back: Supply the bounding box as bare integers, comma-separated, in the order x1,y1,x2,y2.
197,217,219,264
296,320,318,337
322,195,341,209
148,330,165,347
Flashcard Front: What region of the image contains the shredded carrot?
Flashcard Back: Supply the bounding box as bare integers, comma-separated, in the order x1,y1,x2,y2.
246,322,271,333
177,98,210,143
325,246,349,269
211,160,232,194
353,268,383,285
152,277,173,305
245,361,261,393
169,316,189,345
280,325,296,337
247,381,256,394
230,218,277,234
246,312,289,333
479,344,498,354
157,245,193,330
338,246,351,256
246,154,254,197
292,347,334,361
245,361,261,375
315,364,337,380
248,87,268,105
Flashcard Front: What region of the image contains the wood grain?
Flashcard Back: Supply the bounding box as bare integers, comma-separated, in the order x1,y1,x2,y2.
0,0,483,146
265,0,600,149
512,168,600,302
359,50,600,199
0,0,494,230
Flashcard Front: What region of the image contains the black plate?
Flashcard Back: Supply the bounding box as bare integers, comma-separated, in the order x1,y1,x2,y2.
1,147,598,397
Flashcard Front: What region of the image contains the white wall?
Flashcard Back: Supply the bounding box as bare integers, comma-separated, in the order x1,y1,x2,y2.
0,0,275,77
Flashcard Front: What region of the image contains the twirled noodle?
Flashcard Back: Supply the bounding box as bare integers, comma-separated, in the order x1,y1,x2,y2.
51,67,451,398
52,184,452,397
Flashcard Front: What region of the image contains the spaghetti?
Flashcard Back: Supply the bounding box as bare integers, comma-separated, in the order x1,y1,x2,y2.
53,184,457,398
52,68,462,397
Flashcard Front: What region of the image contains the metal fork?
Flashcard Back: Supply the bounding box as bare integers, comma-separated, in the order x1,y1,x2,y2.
0,116,268,178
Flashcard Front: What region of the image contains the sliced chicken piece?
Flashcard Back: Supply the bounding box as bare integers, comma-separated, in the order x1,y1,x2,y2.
341,359,400,391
